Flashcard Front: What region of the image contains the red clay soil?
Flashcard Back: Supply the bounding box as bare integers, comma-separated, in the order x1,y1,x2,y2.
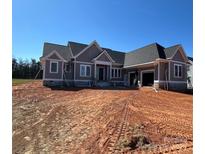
12,81,193,154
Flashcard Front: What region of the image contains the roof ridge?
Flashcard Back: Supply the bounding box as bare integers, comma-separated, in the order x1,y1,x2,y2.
165,44,181,49
44,42,67,47
105,48,125,54
155,43,165,49
68,41,126,54
68,41,89,46
127,42,160,54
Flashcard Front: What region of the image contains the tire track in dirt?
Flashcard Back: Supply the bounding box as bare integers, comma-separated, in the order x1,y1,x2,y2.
103,102,129,154
13,82,192,153
82,94,136,154
128,140,193,154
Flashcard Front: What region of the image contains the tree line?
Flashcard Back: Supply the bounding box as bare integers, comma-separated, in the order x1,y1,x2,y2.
12,57,43,79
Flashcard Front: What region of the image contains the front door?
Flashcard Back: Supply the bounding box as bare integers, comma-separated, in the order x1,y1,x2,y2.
99,68,104,81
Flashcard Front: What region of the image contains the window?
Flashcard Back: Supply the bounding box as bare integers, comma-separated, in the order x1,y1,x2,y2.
118,69,121,78
111,68,121,78
115,69,118,78
50,61,58,73
179,65,182,77
86,66,91,76
175,65,178,77
80,65,91,77
112,69,114,77
174,64,182,78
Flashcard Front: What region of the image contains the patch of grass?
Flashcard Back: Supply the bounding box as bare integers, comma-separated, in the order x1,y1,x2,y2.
124,124,152,150
127,134,151,150
12,79,34,86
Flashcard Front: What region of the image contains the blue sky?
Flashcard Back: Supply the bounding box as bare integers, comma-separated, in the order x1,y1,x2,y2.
13,0,193,60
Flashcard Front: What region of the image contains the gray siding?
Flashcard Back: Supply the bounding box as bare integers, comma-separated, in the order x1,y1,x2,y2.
48,53,61,60
44,60,63,79
159,62,168,81
76,45,102,62
97,53,111,62
64,62,74,80
170,61,186,81
172,49,185,62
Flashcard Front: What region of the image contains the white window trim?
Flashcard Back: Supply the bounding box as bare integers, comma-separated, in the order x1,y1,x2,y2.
50,61,58,73
174,63,182,78
111,68,121,78
80,64,91,77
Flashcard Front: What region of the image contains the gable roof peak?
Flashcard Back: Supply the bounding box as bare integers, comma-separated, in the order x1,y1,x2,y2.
165,44,181,49
42,42,72,61
154,43,165,48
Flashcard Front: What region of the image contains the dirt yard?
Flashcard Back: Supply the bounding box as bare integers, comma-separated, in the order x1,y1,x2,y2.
12,81,192,154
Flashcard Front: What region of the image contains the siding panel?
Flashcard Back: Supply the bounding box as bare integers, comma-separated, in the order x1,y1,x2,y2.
97,53,111,62
172,49,186,62
76,45,102,62
48,53,61,60
45,60,63,79
170,62,186,81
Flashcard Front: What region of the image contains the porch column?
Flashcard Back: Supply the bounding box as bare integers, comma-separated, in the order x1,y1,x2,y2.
107,66,109,80
168,61,170,81
138,70,141,87
110,64,112,80
94,62,96,79
74,60,76,81
158,62,160,81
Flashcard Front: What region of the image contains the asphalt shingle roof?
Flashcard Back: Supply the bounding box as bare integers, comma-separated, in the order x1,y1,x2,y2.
123,43,166,67
43,42,72,61
103,48,125,64
68,41,88,56
68,41,125,64
164,45,180,58
42,41,184,66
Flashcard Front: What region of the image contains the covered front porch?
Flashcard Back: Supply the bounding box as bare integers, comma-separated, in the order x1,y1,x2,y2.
94,61,112,86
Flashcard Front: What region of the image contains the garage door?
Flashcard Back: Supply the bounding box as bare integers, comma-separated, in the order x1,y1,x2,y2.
142,72,154,86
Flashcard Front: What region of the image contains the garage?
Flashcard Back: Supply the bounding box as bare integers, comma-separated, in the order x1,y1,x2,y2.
142,72,154,86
